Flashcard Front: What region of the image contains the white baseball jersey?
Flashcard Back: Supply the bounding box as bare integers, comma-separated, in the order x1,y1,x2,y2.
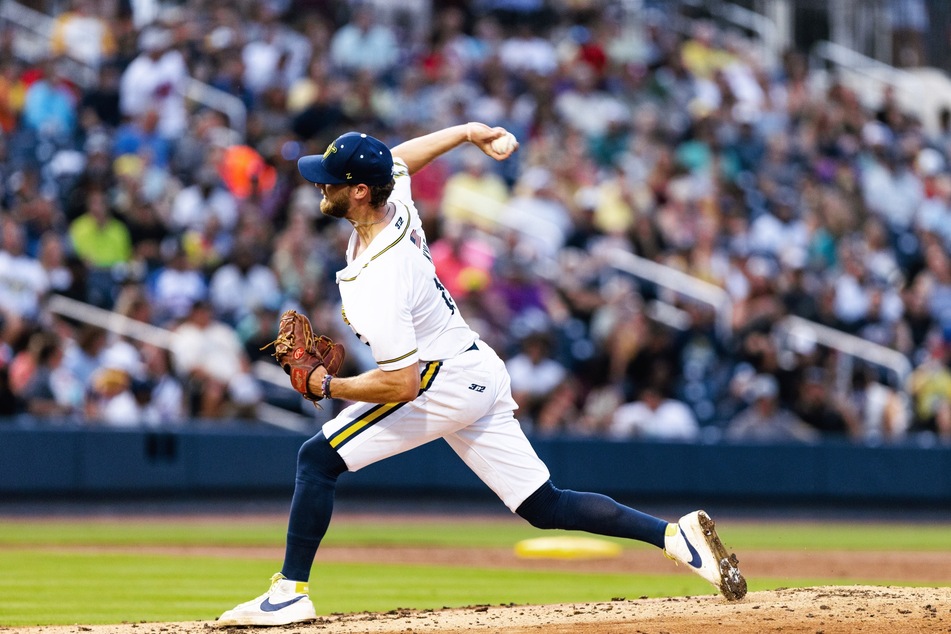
335,158,476,369
322,157,550,511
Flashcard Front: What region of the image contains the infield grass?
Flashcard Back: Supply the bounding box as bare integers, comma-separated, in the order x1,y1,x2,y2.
0,515,948,626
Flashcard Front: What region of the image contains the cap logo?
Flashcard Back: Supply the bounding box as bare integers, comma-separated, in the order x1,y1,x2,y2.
346,172,352,180
323,142,337,159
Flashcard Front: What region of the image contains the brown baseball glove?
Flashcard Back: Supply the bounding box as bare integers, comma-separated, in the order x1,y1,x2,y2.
260,309,346,403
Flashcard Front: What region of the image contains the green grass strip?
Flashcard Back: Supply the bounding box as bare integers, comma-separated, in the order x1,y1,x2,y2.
0,549,925,627
0,550,697,625
1,516,949,626
721,521,951,551
0,518,948,550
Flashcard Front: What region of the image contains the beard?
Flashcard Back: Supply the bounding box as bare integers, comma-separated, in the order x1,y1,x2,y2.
320,190,350,218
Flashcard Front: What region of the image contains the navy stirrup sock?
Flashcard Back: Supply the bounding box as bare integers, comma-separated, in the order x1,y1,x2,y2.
516,480,668,549
281,433,348,582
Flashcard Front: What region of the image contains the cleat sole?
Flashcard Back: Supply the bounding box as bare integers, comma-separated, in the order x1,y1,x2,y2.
698,511,748,601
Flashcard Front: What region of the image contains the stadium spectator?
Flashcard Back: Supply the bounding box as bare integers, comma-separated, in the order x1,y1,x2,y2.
506,331,568,430
679,21,729,82
887,0,929,67
286,49,329,116
850,363,911,442
747,188,808,259
915,239,951,326
50,0,117,70
427,6,486,77
328,4,399,80
16,330,78,418
468,72,532,186
37,231,74,297
113,110,173,168
339,69,389,133
270,204,325,300
791,367,862,439
497,21,558,78
489,237,557,335
554,61,629,140
208,237,281,326
609,384,700,441
439,145,510,230
428,220,496,301
504,167,572,260
0,219,50,321
859,122,922,233
170,164,239,235
730,255,786,331
915,175,951,249
170,298,261,419
289,74,351,143
85,365,139,426
88,286,152,398
60,323,107,393
907,327,951,441
208,54,254,112
149,243,208,325
67,187,133,308
241,5,310,99
20,58,79,143
67,188,133,270
0,59,26,136
139,343,186,425
119,27,189,141
79,62,122,129
379,66,435,131
725,374,820,443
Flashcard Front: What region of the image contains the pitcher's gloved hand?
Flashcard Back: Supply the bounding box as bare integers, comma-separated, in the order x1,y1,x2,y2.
260,310,346,403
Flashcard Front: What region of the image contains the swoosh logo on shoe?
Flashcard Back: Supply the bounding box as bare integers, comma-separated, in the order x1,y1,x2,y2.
680,528,703,568
260,595,306,612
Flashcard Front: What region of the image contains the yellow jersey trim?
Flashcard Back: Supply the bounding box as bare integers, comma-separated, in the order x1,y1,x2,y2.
379,348,418,365
339,209,411,282
329,402,403,449
327,361,442,450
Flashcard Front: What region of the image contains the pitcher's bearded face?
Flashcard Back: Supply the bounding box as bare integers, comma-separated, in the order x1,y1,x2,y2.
318,184,350,218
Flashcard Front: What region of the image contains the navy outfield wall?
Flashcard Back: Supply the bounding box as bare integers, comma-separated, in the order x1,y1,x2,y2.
1,426,949,506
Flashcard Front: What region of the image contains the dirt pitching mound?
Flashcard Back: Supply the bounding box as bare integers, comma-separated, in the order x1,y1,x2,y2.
13,586,950,634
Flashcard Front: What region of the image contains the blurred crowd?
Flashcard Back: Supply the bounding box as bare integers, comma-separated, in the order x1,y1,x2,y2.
1,0,950,445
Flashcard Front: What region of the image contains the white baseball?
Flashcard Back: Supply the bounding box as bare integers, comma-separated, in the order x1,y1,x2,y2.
490,132,517,154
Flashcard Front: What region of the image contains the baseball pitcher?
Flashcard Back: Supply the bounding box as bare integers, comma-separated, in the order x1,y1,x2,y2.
217,123,746,626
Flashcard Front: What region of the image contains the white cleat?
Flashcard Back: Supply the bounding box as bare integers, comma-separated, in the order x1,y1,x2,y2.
664,510,747,601
217,572,317,627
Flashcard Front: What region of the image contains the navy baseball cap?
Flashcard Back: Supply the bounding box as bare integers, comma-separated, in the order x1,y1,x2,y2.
298,132,393,186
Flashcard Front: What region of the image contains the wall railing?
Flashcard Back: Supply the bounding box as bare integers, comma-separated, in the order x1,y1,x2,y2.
44,295,314,432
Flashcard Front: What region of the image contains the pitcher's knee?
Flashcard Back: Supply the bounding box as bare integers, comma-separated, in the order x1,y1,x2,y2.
515,480,562,529
297,432,347,484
